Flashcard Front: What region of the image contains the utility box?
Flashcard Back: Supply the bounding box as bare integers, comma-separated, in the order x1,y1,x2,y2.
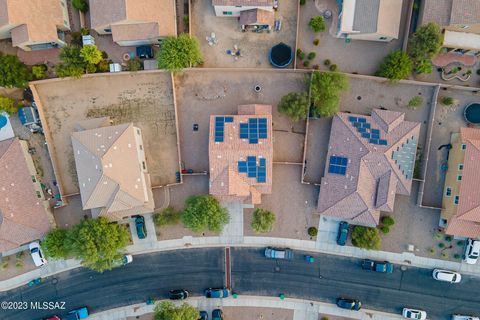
82,35,95,46
109,63,121,73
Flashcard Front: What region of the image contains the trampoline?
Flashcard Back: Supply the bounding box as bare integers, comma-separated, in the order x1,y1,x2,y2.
268,42,293,68
464,102,480,124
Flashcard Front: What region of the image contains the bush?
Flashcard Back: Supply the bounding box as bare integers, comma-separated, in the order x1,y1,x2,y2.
313,64,319,70
454,254,461,260
308,227,318,237
101,51,108,59
72,0,88,12
251,208,276,233
381,216,395,227
408,23,443,64
323,59,331,66
310,71,349,117
300,0,306,5
296,48,302,56
457,240,465,246
157,34,203,72
441,96,454,106
380,226,390,234
32,64,47,80
80,45,103,65
376,50,412,81
329,64,338,72
321,317,329,320
441,252,448,258
434,231,443,240
438,242,445,248
307,52,316,60
181,195,229,233
153,207,181,227
313,39,320,46
97,60,111,73
42,228,69,259
85,63,96,74
351,226,381,250
477,69,480,76
127,58,142,71
309,16,326,32
445,235,453,242
0,256,9,269
0,96,18,115
0,53,31,88
303,60,310,67
298,52,306,60
428,248,435,255
277,92,309,121
408,96,423,109
415,58,433,74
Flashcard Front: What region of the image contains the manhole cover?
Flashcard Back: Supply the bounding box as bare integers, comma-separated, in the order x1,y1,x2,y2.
254,85,262,93
400,266,407,271
274,266,280,272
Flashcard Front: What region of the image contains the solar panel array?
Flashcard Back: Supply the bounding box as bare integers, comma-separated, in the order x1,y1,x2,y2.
348,116,388,146
239,118,268,144
214,116,234,143
328,156,348,175
237,156,267,183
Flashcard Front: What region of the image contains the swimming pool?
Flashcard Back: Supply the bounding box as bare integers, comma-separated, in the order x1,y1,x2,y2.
464,103,480,124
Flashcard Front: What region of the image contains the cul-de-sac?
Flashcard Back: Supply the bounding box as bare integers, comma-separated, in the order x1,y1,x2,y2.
0,0,480,319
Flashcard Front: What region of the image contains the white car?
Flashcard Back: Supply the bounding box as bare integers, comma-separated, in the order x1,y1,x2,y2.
463,238,480,264
29,242,47,267
432,269,462,283
452,315,480,320
403,308,427,320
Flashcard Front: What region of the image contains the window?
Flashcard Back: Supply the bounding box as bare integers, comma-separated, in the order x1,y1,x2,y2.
461,143,467,150
36,191,42,198
458,164,464,170
142,161,146,170
457,175,462,181
222,11,233,15
104,28,112,33
445,187,452,197
139,144,143,150
454,195,459,205
137,129,141,135
31,175,36,183
379,36,387,40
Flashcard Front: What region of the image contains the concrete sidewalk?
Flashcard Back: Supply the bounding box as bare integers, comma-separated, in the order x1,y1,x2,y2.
87,295,406,320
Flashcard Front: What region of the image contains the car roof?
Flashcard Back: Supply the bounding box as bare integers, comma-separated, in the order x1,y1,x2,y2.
470,239,480,250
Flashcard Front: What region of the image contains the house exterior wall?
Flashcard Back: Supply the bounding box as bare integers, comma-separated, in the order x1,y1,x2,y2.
213,5,272,17
346,32,394,42
116,38,158,46
441,133,464,225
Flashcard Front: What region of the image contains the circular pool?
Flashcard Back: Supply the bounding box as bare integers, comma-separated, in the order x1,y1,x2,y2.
464,103,480,124
269,42,293,68
0,115,7,129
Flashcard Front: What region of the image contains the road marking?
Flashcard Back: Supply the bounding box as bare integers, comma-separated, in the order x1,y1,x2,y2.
225,247,231,289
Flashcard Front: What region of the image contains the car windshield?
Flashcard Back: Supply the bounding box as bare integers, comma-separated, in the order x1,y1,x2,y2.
31,248,39,253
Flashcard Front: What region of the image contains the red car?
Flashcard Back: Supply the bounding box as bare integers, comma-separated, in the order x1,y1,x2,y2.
45,316,61,320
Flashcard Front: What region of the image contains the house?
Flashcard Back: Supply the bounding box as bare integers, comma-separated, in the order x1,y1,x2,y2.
209,104,273,205
317,109,421,227
0,138,52,253
90,0,176,46
0,0,70,51
336,0,403,42
419,0,480,55
212,0,275,30
440,128,480,238
71,118,154,221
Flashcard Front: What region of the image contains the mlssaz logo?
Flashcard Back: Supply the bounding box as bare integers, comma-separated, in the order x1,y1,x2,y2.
30,301,66,310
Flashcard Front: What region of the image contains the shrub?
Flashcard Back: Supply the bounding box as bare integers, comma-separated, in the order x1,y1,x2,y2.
323,59,331,66
101,51,108,59
307,52,316,60
251,209,276,233
277,92,309,121
153,207,181,227
15,260,23,268
0,53,31,88
309,16,326,32
32,64,47,80
454,254,461,260
445,235,453,242
80,45,103,65
313,39,320,46
97,60,111,73
308,227,318,237
321,317,329,320
441,252,449,258
351,226,381,250
296,48,302,56
0,256,9,269
303,60,310,67
457,240,465,246
313,64,319,70
381,216,395,226
72,0,88,12
379,226,390,234
0,96,18,115
415,58,433,74
438,242,445,248
408,96,423,109
298,52,306,60
376,50,412,81
127,58,142,71
408,23,443,64
300,0,306,5
434,231,443,240
329,64,338,72
85,63,96,74
477,69,480,76
157,34,203,72
428,248,435,254
441,96,454,106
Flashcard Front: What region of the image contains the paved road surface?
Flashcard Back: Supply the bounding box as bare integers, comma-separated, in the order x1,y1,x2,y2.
1,247,480,320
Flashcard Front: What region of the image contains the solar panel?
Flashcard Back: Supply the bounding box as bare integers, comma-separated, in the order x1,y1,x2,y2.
225,117,234,123
371,133,380,139
371,129,380,134
328,156,348,176
239,118,269,144
259,158,266,166
361,132,371,139
379,140,387,145
358,127,367,133
353,122,362,128
362,123,371,129
358,117,366,123
348,116,357,122
369,139,379,144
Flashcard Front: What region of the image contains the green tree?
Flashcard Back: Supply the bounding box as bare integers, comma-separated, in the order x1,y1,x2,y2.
181,195,229,233
251,208,276,233
41,228,69,259
80,45,103,65
55,63,85,78
309,16,326,32
153,207,181,226
65,217,130,272
277,92,309,121
32,64,47,80
154,301,199,320
310,71,349,117
414,58,433,74
157,34,203,72
0,53,31,88
56,44,86,78
351,226,381,250
0,96,18,114
72,0,88,12
376,50,412,81
408,23,443,63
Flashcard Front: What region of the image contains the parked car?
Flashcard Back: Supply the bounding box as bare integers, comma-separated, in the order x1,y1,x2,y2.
432,269,462,283
336,298,361,311
402,308,427,320
264,247,293,259
199,311,208,320
113,254,133,267
452,315,480,320
135,215,147,239
204,288,229,298
169,289,189,300
463,238,480,264
44,316,61,320
66,307,89,320
336,221,349,246
212,309,223,320
361,259,393,273
29,242,47,267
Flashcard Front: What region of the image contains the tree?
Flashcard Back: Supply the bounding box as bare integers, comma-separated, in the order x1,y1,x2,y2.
181,195,229,233
251,208,276,233
153,207,181,226
351,226,381,250
0,53,31,88
0,96,18,114
80,45,103,65
65,217,130,272
154,302,199,320
376,50,412,81
32,64,48,80
309,16,326,32
72,0,88,12
277,92,309,121
41,228,69,259
310,71,349,117
157,34,203,72
56,44,86,78
408,23,443,63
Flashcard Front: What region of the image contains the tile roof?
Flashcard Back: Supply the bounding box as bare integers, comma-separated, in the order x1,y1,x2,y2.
350,0,402,37
71,121,154,221
445,127,480,237
421,0,480,26
0,139,51,252
450,0,480,24
317,109,421,227
239,8,275,26
212,0,274,6
209,104,273,205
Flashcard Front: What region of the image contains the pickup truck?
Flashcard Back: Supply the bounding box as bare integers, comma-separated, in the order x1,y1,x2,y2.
361,259,393,273
66,307,89,320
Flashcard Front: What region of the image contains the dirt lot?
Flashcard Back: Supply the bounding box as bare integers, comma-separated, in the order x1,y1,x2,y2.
174,70,308,173
296,0,408,75
191,0,298,68
32,72,180,196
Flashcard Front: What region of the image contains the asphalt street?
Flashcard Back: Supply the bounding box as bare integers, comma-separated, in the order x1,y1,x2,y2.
0,247,479,320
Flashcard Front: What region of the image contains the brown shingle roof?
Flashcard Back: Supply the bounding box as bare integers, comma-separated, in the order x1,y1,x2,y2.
0,139,51,252
239,8,274,26
317,109,421,227
420,0,480,26
209,105,273,205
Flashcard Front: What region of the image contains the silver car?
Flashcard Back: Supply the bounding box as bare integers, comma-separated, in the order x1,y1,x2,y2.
452,315,480,320
29,242,47,267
